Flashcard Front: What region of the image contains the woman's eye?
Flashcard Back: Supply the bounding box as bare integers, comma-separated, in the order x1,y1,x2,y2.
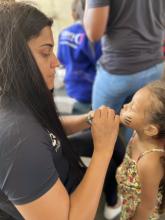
41,53,51,57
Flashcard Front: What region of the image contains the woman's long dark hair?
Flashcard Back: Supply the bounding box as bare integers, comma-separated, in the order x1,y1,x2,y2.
0,2,85,186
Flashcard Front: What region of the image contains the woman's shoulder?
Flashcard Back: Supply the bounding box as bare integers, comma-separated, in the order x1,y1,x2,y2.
0,101,51,154
0,102,60,206
1,100,46,129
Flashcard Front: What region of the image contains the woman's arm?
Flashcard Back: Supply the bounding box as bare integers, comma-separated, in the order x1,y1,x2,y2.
130,154,163,220
16,107,119,220
16,179,70,220
69,107,119,219
60,113,92,135
16,151,112,220
83,1,110,42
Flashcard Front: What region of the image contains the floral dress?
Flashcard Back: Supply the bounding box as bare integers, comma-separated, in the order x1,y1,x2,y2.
116,144,164,220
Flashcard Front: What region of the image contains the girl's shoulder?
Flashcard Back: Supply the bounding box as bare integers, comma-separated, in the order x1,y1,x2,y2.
137,148,164,185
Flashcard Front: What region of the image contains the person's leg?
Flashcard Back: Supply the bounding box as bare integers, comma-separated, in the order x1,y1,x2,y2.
127,63,164,95
92,63,164,111
68,129,93,157
92,65,129,112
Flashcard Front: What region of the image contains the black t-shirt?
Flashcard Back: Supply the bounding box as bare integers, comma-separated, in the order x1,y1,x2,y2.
0,101,77,219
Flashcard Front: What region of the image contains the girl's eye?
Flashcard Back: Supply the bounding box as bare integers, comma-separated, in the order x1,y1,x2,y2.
131,104,136,111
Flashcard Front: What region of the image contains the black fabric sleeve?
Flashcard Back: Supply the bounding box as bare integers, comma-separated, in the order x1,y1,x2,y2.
87,0,111,8
2,118,59,205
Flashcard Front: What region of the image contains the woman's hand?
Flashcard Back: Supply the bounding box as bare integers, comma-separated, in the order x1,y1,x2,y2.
85,110,95,126
91,106,120,158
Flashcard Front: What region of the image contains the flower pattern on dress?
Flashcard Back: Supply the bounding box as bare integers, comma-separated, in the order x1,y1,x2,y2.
116,145,163,220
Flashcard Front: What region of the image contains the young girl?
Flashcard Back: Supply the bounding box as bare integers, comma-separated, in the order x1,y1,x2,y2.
116,80,165,220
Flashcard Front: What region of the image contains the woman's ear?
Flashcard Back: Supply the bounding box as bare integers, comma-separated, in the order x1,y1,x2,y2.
144,124,159,137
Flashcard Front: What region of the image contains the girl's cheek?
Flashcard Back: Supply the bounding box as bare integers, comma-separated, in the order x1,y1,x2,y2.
120,112,134,127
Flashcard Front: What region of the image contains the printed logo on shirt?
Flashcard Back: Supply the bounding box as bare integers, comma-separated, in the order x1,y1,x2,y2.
60,30,85,49
48,131,61,152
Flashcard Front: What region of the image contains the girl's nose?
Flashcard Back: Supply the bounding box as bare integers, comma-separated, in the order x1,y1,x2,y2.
50,53,60,69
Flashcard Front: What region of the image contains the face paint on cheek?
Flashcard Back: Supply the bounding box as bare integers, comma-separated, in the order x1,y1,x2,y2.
124,116,133,126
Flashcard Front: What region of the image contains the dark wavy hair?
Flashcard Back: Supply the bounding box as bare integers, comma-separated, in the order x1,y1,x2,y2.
0,2,85,187
146,80,165,214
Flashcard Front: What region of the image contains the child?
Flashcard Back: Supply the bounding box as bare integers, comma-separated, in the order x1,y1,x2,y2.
116,80,165,220
57,0,101,114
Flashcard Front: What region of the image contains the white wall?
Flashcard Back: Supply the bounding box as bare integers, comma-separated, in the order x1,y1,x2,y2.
17,0,73,50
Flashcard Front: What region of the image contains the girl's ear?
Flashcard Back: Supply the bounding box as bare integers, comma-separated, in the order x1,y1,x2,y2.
144,124,159,137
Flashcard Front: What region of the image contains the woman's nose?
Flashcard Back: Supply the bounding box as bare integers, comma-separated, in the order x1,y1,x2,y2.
50,53,60,69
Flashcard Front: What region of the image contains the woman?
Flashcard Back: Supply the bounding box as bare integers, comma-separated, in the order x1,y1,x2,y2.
0,2,119,220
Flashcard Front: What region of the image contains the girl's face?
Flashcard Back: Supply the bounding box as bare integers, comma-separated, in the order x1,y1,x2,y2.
28,26,59,90
120,88,152,131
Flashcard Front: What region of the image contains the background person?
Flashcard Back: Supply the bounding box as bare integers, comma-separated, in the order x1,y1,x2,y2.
57,0,101,114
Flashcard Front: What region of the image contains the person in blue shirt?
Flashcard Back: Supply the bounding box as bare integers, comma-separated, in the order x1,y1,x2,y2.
57,0,101,114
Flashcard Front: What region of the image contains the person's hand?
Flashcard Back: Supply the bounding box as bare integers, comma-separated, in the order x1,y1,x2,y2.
86,110,95,126
91,106,120,158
